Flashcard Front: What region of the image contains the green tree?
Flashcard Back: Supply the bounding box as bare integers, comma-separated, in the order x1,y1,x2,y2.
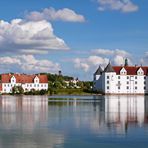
76,81,84,88
39,89,47,95
53,81,63,89
12,85,24,94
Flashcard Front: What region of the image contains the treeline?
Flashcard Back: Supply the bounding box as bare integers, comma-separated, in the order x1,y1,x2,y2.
42,73,93,95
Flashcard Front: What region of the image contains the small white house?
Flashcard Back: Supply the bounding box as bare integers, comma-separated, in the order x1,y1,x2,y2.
93,60,148,95
0,73,48,93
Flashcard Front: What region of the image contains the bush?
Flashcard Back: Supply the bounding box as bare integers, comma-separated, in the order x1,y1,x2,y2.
24,89,47,95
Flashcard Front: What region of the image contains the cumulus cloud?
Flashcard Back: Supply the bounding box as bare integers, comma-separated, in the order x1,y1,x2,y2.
97,0,139,13
74,56,109,72
26,7,85,22
0,19,69,54
93,49,132,65
74,49,132,72
0,55,60,73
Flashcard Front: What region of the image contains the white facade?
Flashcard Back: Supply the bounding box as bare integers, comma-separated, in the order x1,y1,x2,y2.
93,63,148,95
1,74,48,94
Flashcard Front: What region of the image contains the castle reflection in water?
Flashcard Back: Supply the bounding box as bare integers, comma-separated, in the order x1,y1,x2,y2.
0,95,148,147
0,95,148,131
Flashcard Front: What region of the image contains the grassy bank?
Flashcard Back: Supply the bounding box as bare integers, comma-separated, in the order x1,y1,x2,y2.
48,88,94,95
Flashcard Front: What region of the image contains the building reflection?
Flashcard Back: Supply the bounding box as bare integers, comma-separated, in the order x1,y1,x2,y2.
0,95,48,129
47,95,148,134
104,95,147,134
0,95,64,148
0,95,148,147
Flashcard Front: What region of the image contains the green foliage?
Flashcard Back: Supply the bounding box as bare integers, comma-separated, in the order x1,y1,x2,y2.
12,86,24,94
82,81,93,89
24,89,47,95
53,81,63,89
76,81,84,88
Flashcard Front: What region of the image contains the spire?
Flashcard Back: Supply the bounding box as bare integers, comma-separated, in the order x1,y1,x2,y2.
104,62,115,73
94,66,103,75
124,58,128,67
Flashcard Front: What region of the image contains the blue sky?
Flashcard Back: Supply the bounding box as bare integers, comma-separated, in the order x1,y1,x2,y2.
0,0,148,80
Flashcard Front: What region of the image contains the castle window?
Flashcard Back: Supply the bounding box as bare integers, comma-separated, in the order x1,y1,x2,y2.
107,86,109,90
135,76,137,79
135,81,137,84
107,81,109,84
107,76,109,79
118,76,120,79
118,87,120,90
127,86,129,89
118,81,120,84
127,81,129,84
135,86,137,90
144,86,146,90
127,76,129,79
144,81,146,85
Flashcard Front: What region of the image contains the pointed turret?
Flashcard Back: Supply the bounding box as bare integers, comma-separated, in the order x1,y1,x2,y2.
94,66,103,75
104,62,115,73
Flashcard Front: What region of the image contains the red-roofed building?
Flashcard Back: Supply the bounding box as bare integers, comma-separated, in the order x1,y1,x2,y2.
93,60,148,94
0,73,48,93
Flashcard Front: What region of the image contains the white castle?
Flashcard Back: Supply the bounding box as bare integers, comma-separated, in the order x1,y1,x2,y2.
93,59,148,95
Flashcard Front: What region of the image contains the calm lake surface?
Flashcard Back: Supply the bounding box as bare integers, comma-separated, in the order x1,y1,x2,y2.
0,95,148,148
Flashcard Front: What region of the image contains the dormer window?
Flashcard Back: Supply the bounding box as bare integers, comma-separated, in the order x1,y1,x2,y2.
11,76,16,84
137,67,144,75
120,67,127,75
34,76,40,84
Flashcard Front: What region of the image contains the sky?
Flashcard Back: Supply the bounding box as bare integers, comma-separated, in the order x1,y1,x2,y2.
0,0,148,80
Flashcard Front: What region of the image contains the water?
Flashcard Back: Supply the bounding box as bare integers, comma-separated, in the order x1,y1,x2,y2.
0,95,148,148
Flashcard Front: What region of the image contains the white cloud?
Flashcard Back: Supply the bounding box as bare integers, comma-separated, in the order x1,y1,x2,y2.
97,0,139,13
26,7,85,22
113,55,132,65
0,55,60,73
0,19,69,54
74,56,109,72
92,48,130,57
74,58,90,72
74,49,132,72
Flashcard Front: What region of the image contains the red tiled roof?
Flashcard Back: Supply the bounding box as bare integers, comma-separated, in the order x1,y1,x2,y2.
113,66,148,75
1,74,48,83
